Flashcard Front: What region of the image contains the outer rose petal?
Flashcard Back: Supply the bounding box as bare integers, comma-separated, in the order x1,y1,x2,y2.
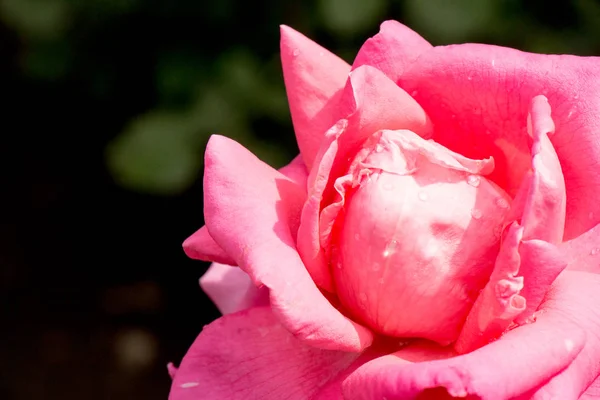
204,135,373,351
183,156,308,264
562,222,600,274
280,25,350,169
182,226,235,265
169,307,359,400
352,20,432,83
399,40,600,240
520,271,600,399
343,272,593,400
199,262,269,315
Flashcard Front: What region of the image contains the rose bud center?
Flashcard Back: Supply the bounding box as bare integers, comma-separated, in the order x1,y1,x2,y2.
330,129,512,345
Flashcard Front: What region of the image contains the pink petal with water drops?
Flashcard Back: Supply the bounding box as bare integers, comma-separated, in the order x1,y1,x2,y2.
343,281,588,400
399,40,600,240
331,129,509,345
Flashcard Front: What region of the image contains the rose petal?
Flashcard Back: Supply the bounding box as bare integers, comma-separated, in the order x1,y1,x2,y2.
204,135,373,351
182,226,235,265
562,223,600,274
352,20,432,84
520,271,600,399
169,307,359,400
399,41,600,240
280,25,350,169
199,262,269,315
343,279,588,400
519,95,566,244
183,155,308,265
455,222,526,353
581,376,600,399
297,121,347,293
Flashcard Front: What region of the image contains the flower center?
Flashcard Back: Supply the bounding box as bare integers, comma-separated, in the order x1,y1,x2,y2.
330,129,511,344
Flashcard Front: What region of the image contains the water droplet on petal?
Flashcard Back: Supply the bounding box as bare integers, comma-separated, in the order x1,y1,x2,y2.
181,382,199,389
467,175,481,187
411,90,418,97
292,49,299,57
496,198,509,209
591,248,600,256
471,209,483,219
418,191,429,201
467,76,472,81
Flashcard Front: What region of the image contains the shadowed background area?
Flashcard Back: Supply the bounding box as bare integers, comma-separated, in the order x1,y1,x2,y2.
2,0,600,399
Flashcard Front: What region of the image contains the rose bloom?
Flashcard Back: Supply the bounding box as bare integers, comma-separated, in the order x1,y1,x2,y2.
169,21,600,399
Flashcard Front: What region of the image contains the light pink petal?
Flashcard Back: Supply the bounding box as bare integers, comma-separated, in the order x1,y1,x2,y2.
204,135,373,351
352,20,432,83
280,25,350,169
562,223,600,274
297,121,347,292
513,239,567,324
343,272,592,400
278,154,309,189
581,376,600,399
521,271,600,399
455,222,526,353
182,226,235,265
519,95,566,244
169,307,359,400
400,44,600,240
199,262,269,315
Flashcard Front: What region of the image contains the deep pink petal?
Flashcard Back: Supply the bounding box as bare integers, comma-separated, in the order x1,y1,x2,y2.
562,223,600,274
343,274,591,400
182,226,235,265
203,135,373,351
400,44,600,240
199,262,269,315
280,25,350,169
169,307,359,400
352,20,432,83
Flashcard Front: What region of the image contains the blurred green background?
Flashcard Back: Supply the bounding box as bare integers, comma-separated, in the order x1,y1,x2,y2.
2,0,600,399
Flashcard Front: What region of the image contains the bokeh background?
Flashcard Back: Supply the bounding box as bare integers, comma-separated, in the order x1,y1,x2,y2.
3,0,600,399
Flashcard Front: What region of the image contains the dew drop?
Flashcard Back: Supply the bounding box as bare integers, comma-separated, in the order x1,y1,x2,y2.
496,198,509,209
411,90,418,97
467,175,481,187
383,240,398,257
292,49,299,57
591,248,600,256
418,191,429,201
467,76,473,81
181,382,199,389
471,209,483,219
375,143,384,153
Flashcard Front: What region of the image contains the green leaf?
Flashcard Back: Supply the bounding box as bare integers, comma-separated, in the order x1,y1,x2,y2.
105,111,202,195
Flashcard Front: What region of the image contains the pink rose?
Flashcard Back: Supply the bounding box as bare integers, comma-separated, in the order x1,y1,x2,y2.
170,21,600,399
